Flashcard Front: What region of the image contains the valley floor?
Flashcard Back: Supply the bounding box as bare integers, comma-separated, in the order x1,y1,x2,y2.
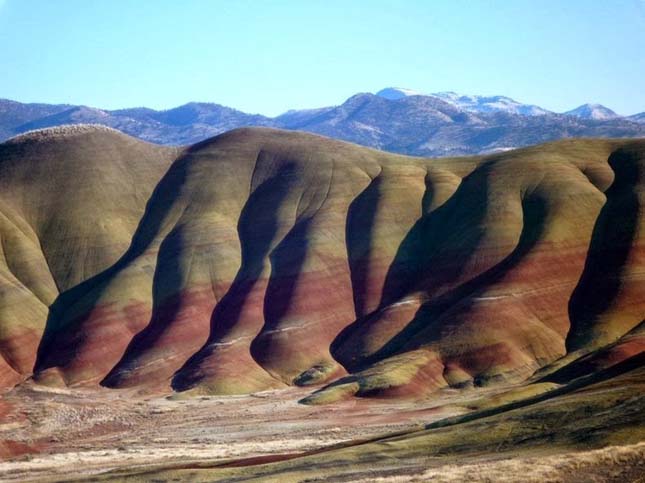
0,382,468,481
1,364,644,482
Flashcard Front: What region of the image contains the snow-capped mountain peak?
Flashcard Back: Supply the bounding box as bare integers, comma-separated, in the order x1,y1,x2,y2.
565,103,619,121
375,87,551,116
431,92,551,116
376,87,426,100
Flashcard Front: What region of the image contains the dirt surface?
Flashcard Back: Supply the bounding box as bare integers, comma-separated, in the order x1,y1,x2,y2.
0,381,476,482
353,443,645,482
2,364,644,482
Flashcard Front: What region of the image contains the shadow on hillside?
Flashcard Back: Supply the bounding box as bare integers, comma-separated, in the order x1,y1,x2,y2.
33,153,193,377
333,157,566,376
345,174,383,318
382,193,547,359
332,161,499,370
171,160,298,391
567,148,643,351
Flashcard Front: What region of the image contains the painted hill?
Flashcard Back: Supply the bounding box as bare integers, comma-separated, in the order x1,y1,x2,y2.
2,94,644,156
0,126,643,406
0,125,178,386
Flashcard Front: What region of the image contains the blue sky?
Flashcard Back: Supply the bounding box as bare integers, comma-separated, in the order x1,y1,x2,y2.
0,0,644,116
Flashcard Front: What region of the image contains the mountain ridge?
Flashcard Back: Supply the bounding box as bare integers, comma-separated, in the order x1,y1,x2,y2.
565,103,620,121
2,91,644,156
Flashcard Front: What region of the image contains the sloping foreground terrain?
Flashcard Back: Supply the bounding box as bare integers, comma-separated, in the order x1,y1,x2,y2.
81,356,645,482
0,126,643,480
0,356,643,481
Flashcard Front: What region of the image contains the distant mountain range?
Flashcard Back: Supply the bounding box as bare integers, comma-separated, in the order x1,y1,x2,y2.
563,103,620,120
1,87,644,156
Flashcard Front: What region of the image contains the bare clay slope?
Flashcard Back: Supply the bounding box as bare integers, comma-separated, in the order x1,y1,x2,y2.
0,127,642,403
0,126,176,387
